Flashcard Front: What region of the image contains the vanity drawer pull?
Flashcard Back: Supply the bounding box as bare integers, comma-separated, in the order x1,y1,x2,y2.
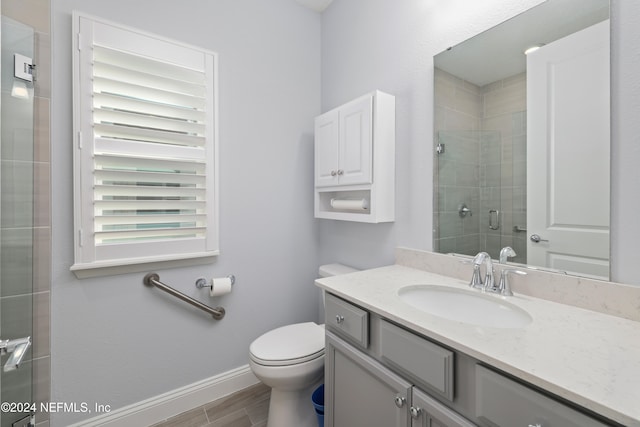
335,315,344,324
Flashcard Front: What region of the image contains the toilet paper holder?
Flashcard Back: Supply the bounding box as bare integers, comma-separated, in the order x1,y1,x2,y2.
195,274,236,290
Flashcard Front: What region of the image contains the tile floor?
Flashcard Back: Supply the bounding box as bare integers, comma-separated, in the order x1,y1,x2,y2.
150,383,270,427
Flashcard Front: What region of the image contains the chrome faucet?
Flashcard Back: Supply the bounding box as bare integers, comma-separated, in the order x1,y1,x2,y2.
499,246,516,264
470,252,496,291
497,269,527,296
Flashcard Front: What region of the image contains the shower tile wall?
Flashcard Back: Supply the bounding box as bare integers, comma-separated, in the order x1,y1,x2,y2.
434,68,482,256
1,1,51,426
434,68,527,263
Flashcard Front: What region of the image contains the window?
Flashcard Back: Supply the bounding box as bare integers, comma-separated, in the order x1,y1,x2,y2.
71,13,219,275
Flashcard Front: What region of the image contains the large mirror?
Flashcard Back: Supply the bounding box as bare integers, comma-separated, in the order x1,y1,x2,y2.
433,0,610,279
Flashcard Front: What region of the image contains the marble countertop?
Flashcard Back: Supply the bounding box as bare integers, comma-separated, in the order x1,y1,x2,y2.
315,264,640,427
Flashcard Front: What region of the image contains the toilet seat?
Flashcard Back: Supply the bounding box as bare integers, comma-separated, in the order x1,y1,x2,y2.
250,322,325,367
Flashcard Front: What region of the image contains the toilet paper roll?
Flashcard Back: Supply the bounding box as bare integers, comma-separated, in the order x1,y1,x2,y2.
330,198,369,211
210,277,233,297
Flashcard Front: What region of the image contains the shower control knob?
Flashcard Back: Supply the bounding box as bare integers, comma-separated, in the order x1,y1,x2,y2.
410,406,422,419
530,234,549,243
394,396,406,408
335,315,344,324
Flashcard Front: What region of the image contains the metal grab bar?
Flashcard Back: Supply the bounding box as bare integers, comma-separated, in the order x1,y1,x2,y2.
144,273,225,320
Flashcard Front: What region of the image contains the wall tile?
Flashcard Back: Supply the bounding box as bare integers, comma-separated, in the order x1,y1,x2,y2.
33,227,51,294
0,295,33,360
0,228,33,297
33,356,51,425
3,0,50,34
34,32,51,99
32,292,50,359
34,97,50,164
33,161,50,228
1,160,34,229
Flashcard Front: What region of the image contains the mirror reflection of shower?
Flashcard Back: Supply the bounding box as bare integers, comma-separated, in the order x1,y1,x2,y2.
434,69,527,263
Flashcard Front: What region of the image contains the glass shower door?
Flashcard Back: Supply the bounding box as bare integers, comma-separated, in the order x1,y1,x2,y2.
435,130,503,258
0,15,35,427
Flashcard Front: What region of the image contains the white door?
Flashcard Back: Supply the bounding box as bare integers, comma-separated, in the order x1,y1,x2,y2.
315,110,340,187
338,95,373,186
527,20,610,278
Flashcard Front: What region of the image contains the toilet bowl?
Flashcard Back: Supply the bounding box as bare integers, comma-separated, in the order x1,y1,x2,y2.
249,322,325,427
249,264,358,427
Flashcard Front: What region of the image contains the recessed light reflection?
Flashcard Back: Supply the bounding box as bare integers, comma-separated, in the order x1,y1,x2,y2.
524,44,545,55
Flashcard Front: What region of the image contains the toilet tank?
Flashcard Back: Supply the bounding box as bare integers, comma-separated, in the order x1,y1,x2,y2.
317,263,358,324
318,263,358,278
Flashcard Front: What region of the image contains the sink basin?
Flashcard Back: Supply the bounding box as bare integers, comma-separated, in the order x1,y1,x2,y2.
398,285,532,329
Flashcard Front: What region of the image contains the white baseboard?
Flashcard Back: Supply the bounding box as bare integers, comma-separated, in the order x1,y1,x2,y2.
67,365,259,427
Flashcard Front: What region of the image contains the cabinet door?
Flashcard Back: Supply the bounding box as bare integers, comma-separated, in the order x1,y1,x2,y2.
411,388,476,427
338,95,373,186
315,110,340,187
326,333,410,427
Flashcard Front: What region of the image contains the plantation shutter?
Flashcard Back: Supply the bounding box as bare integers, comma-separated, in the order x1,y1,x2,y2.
72,13,219,272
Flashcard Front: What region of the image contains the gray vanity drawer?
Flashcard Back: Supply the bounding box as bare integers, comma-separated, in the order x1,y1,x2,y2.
379,320,454,401
325,293,369,348
475,365,608,427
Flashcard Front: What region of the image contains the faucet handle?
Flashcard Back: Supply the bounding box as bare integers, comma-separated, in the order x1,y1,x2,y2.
469,264,484,289
498,269,526,296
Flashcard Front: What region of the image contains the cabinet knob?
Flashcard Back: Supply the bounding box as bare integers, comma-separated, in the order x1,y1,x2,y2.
410,406,422,419
337,169,344,175
335,315,345,324
330,170,337,177
393,396,406,408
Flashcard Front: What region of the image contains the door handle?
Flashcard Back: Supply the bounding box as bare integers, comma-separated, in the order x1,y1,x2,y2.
0,336,31,372
489,210,500,230
530,234,549,243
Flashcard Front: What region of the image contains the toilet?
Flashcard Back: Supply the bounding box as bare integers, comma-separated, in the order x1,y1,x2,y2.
249,263,357,427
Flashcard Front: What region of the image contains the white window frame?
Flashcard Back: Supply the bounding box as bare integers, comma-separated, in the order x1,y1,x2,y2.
71,12,219,277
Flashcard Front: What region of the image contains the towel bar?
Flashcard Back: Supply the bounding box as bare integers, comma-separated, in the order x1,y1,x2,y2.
143,273,225,320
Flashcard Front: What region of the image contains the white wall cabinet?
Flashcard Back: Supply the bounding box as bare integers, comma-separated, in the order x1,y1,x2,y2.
314,90,395,222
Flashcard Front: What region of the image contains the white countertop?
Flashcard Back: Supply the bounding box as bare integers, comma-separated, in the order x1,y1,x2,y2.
315,264,640,427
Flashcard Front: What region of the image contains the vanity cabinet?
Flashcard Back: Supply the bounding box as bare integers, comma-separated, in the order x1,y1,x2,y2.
314,90,395,223
326,333,410,427
326,332,474,427
323,292,620,427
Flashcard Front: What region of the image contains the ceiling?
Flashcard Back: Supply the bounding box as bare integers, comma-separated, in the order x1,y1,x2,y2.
434,0,609,86
295,0,334,13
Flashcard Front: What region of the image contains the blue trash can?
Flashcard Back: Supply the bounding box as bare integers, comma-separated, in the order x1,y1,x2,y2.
311,384,324,427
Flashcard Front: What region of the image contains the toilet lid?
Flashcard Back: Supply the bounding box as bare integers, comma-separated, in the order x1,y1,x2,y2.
250,322,325,366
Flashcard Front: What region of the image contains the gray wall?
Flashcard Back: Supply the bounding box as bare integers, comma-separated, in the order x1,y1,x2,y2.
50,0,321,424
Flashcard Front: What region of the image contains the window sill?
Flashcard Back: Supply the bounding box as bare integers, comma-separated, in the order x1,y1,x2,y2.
70,251,220,279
